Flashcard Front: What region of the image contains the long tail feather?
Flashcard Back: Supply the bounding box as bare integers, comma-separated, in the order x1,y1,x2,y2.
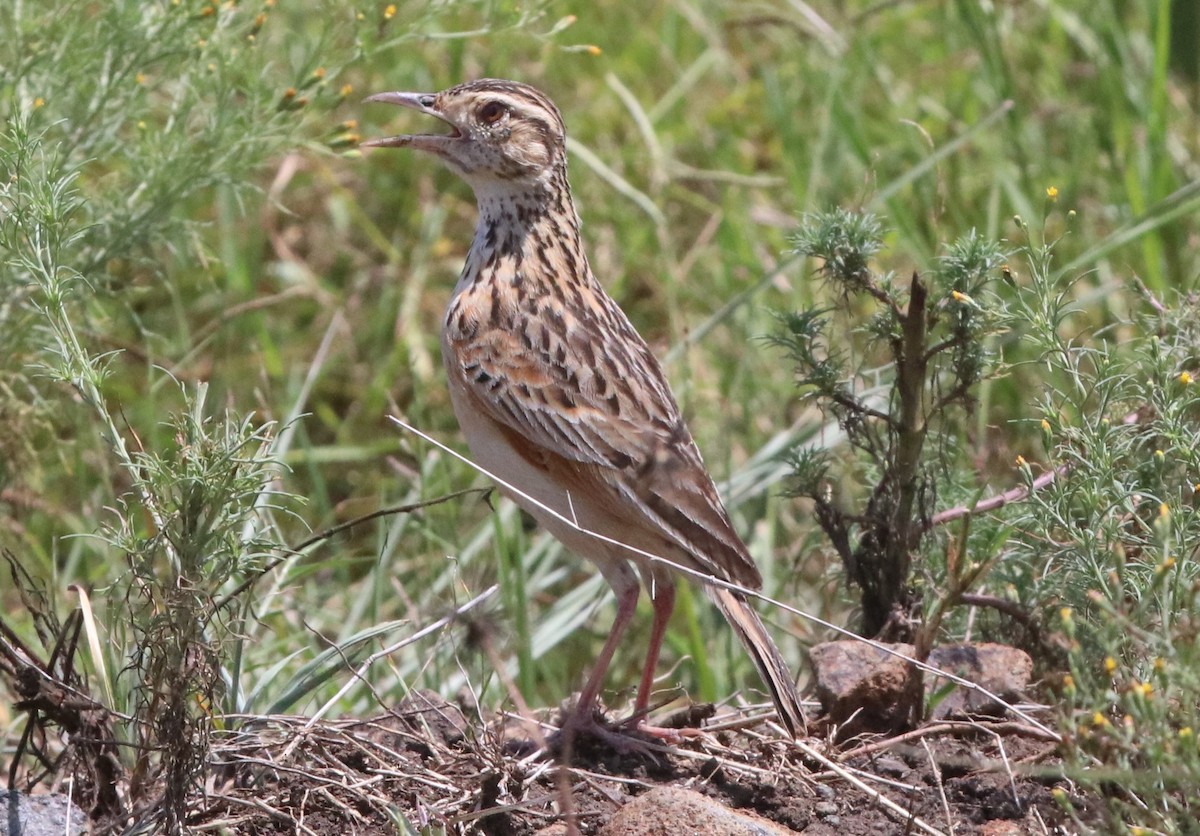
710,587,806,737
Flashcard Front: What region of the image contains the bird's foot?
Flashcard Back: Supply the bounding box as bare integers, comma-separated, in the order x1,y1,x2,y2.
617,706,706,744
550,705,665,757
549,700,706,758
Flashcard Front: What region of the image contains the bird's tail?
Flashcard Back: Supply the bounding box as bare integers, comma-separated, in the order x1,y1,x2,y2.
710,586,806,737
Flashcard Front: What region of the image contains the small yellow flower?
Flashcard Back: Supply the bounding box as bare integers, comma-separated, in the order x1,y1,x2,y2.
1091,711,1107,727
1060,607,1073,625
1015,455,1027,467
136,72,147,85
1134,681,1153,698
313,67,326,80
1046,185,1058,201
1104,656,1117,674
283,87,296,99
1159,503,1170,519
1041,418,1051,432
1062,674,1075,692
384,3,396,19
33,97,45,108
341,119,358,130
586,44,602,56
340,84,354,97
1180,371,1193,385
1181,727,1194,741
1153,657,1165,673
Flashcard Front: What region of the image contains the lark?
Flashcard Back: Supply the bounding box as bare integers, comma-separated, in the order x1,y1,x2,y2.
364,79,805,738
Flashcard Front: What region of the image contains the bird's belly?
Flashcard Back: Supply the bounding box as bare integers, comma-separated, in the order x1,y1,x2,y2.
441,351,607,553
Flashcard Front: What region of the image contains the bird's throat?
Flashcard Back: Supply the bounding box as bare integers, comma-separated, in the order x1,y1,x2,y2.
460,170,589,298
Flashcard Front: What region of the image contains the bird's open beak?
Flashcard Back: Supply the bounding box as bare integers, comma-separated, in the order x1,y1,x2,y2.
361,91,462,151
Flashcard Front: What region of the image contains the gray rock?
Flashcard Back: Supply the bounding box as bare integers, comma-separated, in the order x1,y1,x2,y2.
813,801,838,817
1,790,88,836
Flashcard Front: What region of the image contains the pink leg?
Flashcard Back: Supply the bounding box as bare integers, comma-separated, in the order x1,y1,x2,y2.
633,576,675,715
559,565,697,749
572,569,640,720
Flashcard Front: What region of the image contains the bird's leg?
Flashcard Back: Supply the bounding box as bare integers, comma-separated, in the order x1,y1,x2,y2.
633,575,675,716
552,570,657,753
625,576,702,741
570,567,640,724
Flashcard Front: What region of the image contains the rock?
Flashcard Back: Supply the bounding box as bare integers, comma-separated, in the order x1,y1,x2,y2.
813,783,836,801
926,643,1033,719
599,786,798,835
0,790,88,836
809,641,1033,734
873,756,909,778
813,801,838,817
809,641,917,734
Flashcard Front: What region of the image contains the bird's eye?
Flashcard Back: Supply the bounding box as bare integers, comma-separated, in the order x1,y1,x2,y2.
478,101,506,124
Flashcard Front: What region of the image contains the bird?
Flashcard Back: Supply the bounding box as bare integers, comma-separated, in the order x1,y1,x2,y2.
363,78,805,739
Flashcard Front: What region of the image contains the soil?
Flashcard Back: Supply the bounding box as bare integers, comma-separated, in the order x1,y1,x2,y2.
175,694,1100,835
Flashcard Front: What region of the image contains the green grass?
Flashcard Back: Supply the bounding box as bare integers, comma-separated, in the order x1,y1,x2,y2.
3,0,1200,829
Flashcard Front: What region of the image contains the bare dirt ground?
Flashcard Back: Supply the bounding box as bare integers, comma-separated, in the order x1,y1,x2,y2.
177,693,1098,835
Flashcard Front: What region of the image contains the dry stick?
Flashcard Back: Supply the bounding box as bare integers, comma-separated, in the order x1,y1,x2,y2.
931,406,1144,528
985,727,1023,813
837,719,1059,762
670,737,946,836
929,465,1065,528
474,625,580,836
922,738,954,836
391,416,1060,742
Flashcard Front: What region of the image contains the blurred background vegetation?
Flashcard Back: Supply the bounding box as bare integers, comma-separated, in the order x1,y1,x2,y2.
2,0,1200,828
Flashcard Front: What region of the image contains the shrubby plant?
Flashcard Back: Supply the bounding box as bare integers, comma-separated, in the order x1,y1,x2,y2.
775,209,1006,639
781,206,1200,830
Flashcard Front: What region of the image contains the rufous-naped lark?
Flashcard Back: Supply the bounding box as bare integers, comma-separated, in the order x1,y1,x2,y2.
364,79,805,738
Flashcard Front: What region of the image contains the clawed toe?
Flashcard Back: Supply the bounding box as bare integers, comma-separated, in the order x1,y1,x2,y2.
550,710,662,757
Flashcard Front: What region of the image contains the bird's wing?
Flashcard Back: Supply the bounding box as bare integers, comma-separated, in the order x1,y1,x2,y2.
446,293,761,587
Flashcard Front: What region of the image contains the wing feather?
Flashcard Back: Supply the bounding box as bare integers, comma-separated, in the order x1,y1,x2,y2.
447,293,762,587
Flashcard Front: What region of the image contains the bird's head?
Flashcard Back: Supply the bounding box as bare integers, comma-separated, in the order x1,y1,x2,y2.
363,79,567,192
